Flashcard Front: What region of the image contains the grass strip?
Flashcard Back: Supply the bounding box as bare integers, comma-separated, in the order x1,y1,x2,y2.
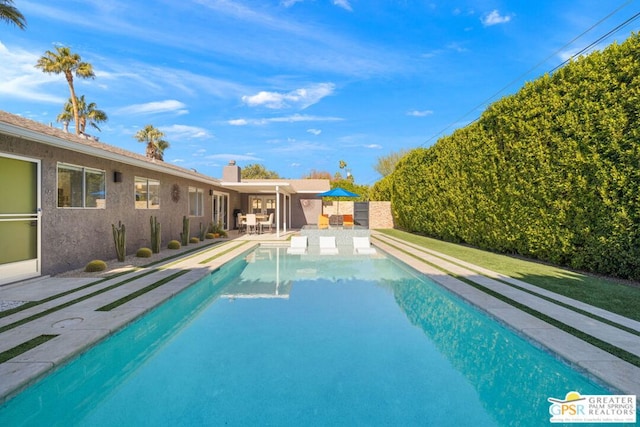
0,269,137,319
376,237,640,368
377,229,640,321
96,270,189,312
0,335,58,363
199,242,251,264
0,269,160,334
376,233,640,337
0,242,223,320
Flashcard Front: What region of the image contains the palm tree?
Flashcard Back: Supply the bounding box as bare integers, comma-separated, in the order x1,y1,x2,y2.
57,95,108,133
35,46,95,135
0,0,26,29
134,125,170,161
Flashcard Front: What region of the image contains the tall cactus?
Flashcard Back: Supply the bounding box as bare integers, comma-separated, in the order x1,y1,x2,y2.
112,221,126,262
180,215,190,246
198,222,205,241
150,216,161,254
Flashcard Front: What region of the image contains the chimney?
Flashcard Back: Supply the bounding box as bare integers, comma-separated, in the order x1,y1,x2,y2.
62,121,69,133
222,160,241,182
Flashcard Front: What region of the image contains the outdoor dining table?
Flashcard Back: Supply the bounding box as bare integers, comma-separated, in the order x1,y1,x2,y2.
239,214,269,234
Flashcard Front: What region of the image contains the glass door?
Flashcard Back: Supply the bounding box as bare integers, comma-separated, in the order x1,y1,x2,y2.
212,192,229,230
0,154,41,285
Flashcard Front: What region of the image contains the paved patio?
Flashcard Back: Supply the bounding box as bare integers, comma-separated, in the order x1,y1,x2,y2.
0,230,638,404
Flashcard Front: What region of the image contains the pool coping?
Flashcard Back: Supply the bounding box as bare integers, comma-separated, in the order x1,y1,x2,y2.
0,231,638,404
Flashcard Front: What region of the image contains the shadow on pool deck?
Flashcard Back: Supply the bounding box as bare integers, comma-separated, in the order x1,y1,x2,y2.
0,230,638,403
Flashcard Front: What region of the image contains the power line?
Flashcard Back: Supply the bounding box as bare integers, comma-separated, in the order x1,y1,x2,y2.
418,1,637,149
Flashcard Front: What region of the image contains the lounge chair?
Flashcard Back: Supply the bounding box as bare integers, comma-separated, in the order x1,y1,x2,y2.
318,214,329,229
287,236,308,254
353,236,376,254
343,214,354,227
319,236,339,255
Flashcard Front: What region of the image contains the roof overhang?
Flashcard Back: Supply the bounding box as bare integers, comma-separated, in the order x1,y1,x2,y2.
219,181,296,195
0,121,221,186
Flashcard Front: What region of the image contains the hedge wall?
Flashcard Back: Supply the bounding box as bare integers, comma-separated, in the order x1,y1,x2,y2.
391,33,640,280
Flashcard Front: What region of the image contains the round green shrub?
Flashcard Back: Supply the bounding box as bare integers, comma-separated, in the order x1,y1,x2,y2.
84,260,107,272
189,237,200,244
167,240,181,250
205,233,216,240
136,247,152,258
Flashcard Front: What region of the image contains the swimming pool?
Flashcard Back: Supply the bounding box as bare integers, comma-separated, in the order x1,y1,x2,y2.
0,247,616,426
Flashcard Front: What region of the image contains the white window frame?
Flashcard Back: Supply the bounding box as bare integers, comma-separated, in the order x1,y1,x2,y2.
189,187,204,216
134,177,161,209
57,162,106,209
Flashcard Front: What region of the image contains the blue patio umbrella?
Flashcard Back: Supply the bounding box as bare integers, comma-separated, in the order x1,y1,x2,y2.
317,187,360,198
317,187,360,214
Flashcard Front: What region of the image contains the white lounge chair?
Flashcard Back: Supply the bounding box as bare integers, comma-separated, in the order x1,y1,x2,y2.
319,236,339,255
259,212,274,233
287,236,308,254
353,236,376,254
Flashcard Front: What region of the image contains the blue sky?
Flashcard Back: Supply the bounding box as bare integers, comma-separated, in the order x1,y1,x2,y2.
1,1,639,184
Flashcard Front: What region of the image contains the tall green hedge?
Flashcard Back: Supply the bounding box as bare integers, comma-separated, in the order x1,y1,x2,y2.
391,33,640,279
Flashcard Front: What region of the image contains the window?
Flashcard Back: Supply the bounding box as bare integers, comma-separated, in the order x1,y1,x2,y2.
135,177,160,209
189,187,204,216
57,163,106,208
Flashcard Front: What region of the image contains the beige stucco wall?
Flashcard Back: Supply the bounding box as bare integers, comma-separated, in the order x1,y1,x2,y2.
368,201,394,229
0,135,237,275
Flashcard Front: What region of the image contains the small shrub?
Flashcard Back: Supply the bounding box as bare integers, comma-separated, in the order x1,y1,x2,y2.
85,260,107,272
167,240,181,250
136,247,152,258
189,237,200,244
205,233,215,239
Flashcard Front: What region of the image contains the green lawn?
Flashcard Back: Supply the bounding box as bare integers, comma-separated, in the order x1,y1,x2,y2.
379,229,640,322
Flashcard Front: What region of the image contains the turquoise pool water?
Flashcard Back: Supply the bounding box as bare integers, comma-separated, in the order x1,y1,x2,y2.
0,247,620,426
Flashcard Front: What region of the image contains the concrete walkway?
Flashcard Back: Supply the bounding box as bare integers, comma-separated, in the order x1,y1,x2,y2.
0,231,638,405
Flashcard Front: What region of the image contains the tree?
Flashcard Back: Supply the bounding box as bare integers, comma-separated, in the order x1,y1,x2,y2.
57,95,108,133
35,46,95,135
0,0,26,29
338,160,353,181
241,164,281,179
134,125,170,161
374,149,409,177
302,169,332,179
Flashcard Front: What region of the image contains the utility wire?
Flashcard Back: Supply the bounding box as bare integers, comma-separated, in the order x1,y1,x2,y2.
417,1,637,149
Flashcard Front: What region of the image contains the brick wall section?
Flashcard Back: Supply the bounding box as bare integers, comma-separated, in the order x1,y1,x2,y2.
368,201,394,229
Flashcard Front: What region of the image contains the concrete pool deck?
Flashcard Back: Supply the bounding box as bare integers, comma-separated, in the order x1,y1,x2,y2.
0,231,638,404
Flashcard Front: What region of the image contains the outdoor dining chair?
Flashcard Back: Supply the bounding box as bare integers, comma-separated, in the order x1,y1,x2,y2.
245,213,257,234
259,212,274,233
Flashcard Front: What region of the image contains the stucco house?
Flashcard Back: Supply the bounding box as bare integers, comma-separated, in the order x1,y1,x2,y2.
0,111,329,285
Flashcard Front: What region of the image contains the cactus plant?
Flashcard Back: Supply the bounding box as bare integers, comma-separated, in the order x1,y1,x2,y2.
180,216,190,246
198,222,205,241
205,233,215,240
85,260,107,272
136,247,153,258
190,237,200,244
112,221,126,262
167,240,181,250
150,216,161,254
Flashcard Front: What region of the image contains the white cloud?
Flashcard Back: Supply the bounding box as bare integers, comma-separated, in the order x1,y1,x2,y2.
364,144,382,149
281,0,303,7
481,10,512,26
407,110,433,117
206,153,262,161
228,114,343,126
115,100,188,115
160,124,211,139
307,128,322,136
242,83,335,109
0,42,67,103
333,0,352,11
